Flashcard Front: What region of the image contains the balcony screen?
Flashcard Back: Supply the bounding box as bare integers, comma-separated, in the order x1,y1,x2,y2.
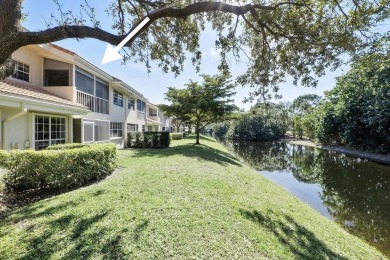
76,70,94,95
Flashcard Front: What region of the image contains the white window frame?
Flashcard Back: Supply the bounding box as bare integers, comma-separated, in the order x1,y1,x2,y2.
127,123,138,132
128,98,135,110
83,119,94,143
149,108,158,117
110,122,123,138
113,90,123,107
137,99,146,113
83,119,110,143
34,114,67,150
12,60,30,82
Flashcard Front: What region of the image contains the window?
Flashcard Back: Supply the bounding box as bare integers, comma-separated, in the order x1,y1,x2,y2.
110,122,123,137
142,125,145,132
113,90,123,107
44,70,69,86
96,79,109,100
136,99,146,112
75,69,94,95
95,79,109,114
35,115,66,150
94,120,110,141
12,61,29,82
162,127,166,132
76,69,109,114
127,124,138,132
128,98,135,110
83,120,110,142
83,120,94,143
149,108,158,117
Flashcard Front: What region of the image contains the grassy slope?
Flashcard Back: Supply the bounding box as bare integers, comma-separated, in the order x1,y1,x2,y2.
0,136,384,259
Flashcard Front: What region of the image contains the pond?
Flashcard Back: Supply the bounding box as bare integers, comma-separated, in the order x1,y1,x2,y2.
223,140,390,257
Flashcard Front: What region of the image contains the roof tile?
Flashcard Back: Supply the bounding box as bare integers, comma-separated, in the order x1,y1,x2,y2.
0,79,88,110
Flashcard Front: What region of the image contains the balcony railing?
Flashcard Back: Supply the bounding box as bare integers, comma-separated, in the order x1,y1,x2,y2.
77,91,109,114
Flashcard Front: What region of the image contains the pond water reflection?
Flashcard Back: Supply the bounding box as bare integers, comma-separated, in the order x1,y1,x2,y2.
223,141,390,257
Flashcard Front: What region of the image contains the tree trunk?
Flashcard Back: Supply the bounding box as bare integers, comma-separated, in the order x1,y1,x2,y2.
195,124,200,145
0,0,22,79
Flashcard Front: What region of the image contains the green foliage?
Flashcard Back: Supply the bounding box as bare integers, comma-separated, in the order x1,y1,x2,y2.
313,53,390,152
45,143,90,150
170,133,183,140
291,94,321,115
225,114,286,142
290,95,322,139
301,113,318,140
203,121,231,138
292,116,304,139
103,1,390,101
204,102,288,141
134,132,142,148
3,144,117,191
0,150,10,168
160,74,238,144
126,132,134,148
315,104,343,145
126,132,170,149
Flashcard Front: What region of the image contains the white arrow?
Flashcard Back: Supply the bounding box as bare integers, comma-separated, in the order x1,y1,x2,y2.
101,17,150,64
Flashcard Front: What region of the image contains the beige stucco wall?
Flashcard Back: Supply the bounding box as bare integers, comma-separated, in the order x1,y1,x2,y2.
11,46,43,86
42,86,75,102
1,108,30,150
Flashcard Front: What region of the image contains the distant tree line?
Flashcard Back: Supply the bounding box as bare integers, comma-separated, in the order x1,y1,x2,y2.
204,102,289,142
291,53,390,153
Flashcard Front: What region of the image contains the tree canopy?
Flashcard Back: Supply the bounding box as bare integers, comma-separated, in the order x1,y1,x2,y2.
159,74,237,144
291,94,321,115
1,1,390,99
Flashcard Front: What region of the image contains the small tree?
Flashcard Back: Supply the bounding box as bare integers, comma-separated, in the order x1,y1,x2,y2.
160,74,237,144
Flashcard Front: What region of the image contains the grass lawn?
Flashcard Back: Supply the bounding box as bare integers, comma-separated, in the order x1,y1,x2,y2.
0,135,384,259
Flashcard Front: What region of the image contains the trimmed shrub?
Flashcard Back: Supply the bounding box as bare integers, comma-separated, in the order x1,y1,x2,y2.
171,133,183,140
46,143,90,150
0,150,10,168
126,132,170,149
134,132,142,148
161,132,170,147
126,132,134,148
3,143,117,191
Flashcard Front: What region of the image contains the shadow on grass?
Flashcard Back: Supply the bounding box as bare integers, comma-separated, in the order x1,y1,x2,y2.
131,140,242,167
16,210,127,260
133,219,149,241
184,135,217,142
0,192,148,259
0,171,113,214
239,209,347,259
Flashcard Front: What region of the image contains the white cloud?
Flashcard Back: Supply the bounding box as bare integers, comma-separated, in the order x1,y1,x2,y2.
209,47,220,58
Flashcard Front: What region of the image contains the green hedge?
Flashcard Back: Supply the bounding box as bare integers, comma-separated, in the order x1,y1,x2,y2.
0,150,10,168
171,133,183,140
126,132,170,149
45,143,90,150
3,143,117,191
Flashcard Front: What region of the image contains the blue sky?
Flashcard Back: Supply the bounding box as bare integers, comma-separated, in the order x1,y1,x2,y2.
22,0,348,110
